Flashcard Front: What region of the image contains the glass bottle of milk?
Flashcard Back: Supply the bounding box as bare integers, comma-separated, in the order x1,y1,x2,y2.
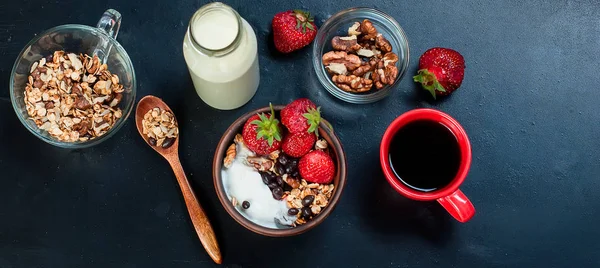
183,2,260,110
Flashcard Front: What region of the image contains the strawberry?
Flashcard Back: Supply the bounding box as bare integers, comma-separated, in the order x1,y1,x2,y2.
282,132,316,158
272,10,318,53
242,104,282,155
413,47,465,99
280,98,321,135
298,150,335,184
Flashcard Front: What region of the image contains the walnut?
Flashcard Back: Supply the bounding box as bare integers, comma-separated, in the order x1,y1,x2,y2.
326,63,348,75
352,63,373,76
373,64,398,89
331,36,361,52
360,19,378,41
375,34,392,53
247,156,274,172
322,51,361,71
356,48,375,58
268,150,280,161
348,22,362,36
332,74,373,93
384,64,399,84
224,143,236,168
383,52,399,67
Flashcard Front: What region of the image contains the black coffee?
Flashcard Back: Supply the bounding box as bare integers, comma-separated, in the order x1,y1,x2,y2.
388,120,461,192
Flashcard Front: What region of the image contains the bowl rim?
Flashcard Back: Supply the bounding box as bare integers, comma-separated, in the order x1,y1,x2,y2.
9,24,137,149
212,105,347,237
312,7,410,104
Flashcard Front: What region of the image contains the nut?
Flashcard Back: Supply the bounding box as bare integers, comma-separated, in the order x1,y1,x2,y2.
383,52,399,67
326,62,348,75
360,19,378,41
348,21,362,36
268,150,280,161
352,63,374,77
331,36,361,52
322,51,362,71
323,19,398,93
315,139,328,150
247,156,274,172
332,74,373,93
356,48,375,58
224,143,236,168
375,34,393,53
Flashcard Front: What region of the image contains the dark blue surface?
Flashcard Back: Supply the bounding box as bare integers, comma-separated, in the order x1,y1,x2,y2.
1,0,599,267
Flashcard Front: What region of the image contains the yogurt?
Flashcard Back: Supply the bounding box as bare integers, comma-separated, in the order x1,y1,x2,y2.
183,2,260,110
222,143,295,228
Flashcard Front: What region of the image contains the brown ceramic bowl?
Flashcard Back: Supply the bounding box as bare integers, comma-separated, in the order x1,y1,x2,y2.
213,105,347,237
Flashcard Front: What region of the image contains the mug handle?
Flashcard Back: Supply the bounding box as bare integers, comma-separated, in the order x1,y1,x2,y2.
94,9,122,62
437,189,475,223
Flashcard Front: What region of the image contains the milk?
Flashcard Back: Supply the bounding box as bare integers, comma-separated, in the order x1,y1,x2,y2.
183,3,260,110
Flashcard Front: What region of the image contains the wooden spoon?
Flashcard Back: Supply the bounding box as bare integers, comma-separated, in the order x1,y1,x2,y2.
135,95,222,264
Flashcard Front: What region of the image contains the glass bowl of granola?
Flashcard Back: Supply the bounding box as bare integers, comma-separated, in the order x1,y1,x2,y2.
312,7,410,104
213,101,347,237
9,9,136,148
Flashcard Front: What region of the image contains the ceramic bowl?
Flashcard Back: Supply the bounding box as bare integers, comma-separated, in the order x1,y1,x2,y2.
213,105,347,237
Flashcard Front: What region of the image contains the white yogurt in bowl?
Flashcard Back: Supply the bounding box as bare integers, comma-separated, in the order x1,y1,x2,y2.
221,142,296,228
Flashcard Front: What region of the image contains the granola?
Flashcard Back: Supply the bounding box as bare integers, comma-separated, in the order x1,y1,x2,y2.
23,51,124,142
141,107,179,148
285,179,334,226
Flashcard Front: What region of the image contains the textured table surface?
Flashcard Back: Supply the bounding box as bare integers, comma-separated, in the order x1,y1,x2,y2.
1,0,599,267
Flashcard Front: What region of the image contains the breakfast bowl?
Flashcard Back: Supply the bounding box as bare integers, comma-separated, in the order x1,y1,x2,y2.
9,9,136,148
213,105,347,237
312,7,410,104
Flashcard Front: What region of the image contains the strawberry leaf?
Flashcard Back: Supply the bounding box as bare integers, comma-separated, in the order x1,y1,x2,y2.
292,10,315,33
303,106,322,137
250,103,282,146
413,69,446,100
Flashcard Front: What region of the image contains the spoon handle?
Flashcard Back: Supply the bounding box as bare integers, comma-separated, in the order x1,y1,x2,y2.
168,158,222,264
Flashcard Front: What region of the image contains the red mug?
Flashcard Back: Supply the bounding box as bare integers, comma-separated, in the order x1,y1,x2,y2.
380,109,475,223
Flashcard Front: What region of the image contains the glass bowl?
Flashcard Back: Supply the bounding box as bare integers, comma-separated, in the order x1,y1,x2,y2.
9,9,136,149
312,7,410,104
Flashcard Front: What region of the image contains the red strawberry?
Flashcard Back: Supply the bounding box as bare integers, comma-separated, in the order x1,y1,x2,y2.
298,150,335,184
282,132,316,158
242,104,282,155
413,47,465,99
280,98,321,135
272,10,318,53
